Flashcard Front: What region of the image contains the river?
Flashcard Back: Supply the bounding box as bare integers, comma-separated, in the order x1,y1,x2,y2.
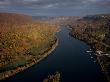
3,27,107,82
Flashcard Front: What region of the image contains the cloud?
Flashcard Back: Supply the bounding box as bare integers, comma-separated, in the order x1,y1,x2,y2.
0,0,110,16
0,0,9,5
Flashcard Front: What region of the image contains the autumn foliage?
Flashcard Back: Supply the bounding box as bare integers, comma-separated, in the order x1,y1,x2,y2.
0,13,58,75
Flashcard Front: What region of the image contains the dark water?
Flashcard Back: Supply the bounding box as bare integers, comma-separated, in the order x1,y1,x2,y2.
3,27,107,82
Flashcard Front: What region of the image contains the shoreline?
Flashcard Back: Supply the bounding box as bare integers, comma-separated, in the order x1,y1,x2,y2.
0,37,58,81
69,29,110,82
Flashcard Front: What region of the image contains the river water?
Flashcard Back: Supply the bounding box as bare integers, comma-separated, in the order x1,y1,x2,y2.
3,27,107,82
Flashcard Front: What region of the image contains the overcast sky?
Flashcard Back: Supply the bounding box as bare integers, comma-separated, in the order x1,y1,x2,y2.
0,0,110,16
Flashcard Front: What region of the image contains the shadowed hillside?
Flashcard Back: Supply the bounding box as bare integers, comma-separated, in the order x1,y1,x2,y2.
68,14,110,82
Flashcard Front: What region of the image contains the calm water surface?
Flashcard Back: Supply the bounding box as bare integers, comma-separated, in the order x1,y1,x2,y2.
3,27,107,82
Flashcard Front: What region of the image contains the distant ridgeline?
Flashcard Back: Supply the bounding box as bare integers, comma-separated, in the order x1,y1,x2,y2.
0,13,33,26
0,13,58,80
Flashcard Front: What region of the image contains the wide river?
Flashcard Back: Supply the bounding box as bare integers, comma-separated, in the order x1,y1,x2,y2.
3,27,107,82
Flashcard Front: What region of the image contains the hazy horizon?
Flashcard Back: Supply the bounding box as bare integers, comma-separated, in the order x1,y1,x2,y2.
0,0,110,16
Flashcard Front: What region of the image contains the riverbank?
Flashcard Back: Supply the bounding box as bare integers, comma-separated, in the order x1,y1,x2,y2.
69,28,110,82
0,36,58,81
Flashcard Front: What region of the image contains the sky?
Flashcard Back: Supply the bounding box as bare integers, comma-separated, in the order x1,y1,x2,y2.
0,0,110,16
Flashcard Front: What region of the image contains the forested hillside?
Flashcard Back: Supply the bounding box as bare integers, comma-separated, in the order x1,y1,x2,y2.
0,13,58,80
68,14,110,81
